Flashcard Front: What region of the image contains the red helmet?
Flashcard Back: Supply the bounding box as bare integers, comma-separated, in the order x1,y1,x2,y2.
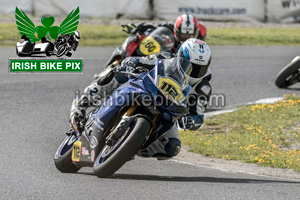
174,14,199,42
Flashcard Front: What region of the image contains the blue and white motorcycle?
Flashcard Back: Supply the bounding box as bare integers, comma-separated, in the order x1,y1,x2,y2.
54,57,192,178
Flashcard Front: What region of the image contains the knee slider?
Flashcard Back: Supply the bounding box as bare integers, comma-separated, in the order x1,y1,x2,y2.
164,138,181,157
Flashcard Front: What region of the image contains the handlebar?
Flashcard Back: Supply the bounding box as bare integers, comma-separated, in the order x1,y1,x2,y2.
114,70,140,78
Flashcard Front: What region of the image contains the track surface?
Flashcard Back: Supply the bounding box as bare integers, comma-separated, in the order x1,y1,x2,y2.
1,46,300,200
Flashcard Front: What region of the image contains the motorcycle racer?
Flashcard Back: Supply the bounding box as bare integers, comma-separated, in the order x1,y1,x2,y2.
54,31,81,57
70,38,212,159
123,14,207,53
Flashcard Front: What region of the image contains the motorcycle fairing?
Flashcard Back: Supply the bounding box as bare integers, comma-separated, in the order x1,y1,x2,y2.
73,59,190,165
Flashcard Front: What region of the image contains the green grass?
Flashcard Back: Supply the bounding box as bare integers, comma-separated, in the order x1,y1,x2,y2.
1,23,300,46
180,94,300,171
207,28,300,45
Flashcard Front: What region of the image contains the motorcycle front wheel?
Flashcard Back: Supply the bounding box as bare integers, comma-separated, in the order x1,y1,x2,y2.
275,56,300,88
54,135,81,173
93,117,150,178
56,45,67,57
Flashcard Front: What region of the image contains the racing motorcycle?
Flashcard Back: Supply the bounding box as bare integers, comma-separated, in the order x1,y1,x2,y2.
95,26,175,79
54,57,192,178
53,36,78,57
275,56,300,88
54,41,73,57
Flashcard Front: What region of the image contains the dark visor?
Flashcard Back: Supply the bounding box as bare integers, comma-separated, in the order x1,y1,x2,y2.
190,63,209,78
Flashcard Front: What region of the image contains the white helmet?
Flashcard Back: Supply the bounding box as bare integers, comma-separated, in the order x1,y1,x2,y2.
73,31,81,41
177,38,211,84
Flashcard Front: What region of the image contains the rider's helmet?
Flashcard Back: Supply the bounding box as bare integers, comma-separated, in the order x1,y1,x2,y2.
177,38,212,84
73,31,81,41
173,14,199,42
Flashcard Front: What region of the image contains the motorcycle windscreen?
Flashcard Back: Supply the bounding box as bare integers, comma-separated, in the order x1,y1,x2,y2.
154,58,192,104
139,27,175,56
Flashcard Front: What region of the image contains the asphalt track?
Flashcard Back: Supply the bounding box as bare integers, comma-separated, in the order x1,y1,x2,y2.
1,46,300,200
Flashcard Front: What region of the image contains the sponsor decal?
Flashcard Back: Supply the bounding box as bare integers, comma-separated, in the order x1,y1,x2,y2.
178,7,247,16
81,147,89,156
195,40,205,44
91,150,95,162
90,136,98,148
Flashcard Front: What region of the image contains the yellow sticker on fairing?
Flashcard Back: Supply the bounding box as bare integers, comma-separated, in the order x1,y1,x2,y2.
158,76,184,102
72,141,82,162
139,37,160,56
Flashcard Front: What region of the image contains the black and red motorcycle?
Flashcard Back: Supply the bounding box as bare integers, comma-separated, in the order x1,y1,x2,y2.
102,26,175,72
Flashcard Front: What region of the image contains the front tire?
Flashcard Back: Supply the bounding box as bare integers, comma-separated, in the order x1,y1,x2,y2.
56,45,67,57
93,117,150,178
54,136,80,173
275,56,300,88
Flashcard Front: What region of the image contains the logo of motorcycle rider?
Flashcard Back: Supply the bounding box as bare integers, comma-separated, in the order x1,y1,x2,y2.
15,6,80,57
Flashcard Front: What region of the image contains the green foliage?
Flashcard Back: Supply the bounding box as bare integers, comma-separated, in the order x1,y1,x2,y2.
1,23,300,47
180,95,300,171
206,27,300,45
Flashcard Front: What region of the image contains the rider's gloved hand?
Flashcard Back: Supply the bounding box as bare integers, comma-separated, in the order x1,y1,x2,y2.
178,115,204,130
122,23,143,35
178,115,195,130
121,58,139,73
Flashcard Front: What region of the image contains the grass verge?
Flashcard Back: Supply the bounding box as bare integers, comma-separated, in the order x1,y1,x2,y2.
179,94,300,172
1,23,300,46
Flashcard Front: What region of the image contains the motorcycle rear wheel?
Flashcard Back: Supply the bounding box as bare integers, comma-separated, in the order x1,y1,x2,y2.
93,117,150,178
275,56,300,88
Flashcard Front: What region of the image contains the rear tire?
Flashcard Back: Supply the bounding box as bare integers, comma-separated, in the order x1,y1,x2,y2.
54,136,80,173
275,56,300,88
93,117,150,178
45,43,54,57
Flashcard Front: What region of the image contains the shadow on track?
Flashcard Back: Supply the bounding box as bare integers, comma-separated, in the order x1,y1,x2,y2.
110,173,300,184
284,87,300,91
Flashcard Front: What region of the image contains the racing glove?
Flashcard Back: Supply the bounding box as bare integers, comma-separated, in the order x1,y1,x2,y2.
178,115,203,130
122,23,140,35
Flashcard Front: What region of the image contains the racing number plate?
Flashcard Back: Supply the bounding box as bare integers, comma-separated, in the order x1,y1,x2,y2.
139,37,160,56
158,76,184,102
72,141,82,162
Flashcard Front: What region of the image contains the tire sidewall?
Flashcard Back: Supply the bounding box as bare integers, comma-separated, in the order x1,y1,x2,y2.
93,117,150,178
275,56,300,88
